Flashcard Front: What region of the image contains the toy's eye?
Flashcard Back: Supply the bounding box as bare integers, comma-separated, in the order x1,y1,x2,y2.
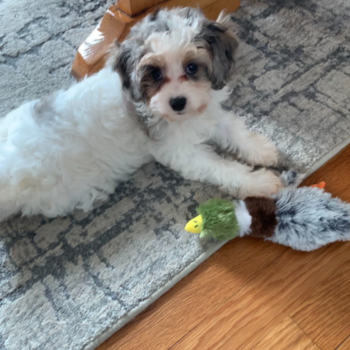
152,68,162,81
186,63,198,74
194,225,198,228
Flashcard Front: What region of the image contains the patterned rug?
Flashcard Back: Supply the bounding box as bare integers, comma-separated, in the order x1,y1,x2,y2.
1,0,350,349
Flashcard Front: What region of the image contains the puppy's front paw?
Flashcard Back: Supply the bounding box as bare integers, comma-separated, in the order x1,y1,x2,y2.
243,135,278,167
239,169,282,198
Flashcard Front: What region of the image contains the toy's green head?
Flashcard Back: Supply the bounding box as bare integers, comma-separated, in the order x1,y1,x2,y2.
185,198,239,240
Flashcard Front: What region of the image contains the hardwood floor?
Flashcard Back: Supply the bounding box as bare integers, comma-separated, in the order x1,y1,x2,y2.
98,143,350,350
252,317,319,350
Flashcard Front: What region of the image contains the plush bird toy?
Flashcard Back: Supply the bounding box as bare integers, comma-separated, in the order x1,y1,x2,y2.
185,171,350,251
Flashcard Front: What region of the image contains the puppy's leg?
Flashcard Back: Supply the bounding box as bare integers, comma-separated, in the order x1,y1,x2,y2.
214,115,278,167
152,143,282,198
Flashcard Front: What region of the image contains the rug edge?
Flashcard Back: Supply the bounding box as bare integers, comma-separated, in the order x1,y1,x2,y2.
306,137,350,176
83,239,228,350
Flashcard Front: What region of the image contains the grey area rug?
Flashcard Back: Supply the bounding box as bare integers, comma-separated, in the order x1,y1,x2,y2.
1,0,350,349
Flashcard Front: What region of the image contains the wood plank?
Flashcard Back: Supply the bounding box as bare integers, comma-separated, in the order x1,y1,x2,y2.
252,317,319,350
170,242,350,350
203,0,241,19
117,0,165,16
302,144,350,202
291,259,350,349
337,336,350,350
71,6,132,80
97,239,286,350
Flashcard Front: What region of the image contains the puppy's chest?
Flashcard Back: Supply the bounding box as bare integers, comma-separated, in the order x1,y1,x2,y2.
169,117,218,145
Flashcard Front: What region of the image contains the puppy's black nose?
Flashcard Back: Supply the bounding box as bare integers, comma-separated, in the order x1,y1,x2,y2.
169,97,187,112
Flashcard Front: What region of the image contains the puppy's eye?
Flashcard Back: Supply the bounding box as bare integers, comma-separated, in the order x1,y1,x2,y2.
186,63,198,74
151,68,162,81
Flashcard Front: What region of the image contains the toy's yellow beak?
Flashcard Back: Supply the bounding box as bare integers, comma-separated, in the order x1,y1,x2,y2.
185,215,202,234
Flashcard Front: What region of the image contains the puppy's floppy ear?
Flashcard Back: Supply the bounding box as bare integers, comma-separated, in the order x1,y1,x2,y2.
109,40,143,101
198,12,239,90
111,41,133,90
150,7,161,21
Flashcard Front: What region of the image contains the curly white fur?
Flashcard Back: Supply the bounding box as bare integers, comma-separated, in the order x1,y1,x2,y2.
0,8,282,222
0,68,151,220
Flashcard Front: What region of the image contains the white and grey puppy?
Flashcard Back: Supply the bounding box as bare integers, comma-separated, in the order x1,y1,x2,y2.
0,7,281,222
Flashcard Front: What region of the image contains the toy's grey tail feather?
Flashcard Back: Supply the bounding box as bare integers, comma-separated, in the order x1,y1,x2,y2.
280,170,305,188
269,186,350,251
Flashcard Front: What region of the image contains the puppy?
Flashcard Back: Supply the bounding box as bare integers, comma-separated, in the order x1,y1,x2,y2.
0,7,281,222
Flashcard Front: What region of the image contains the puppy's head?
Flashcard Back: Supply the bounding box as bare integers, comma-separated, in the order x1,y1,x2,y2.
110,8,238,122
